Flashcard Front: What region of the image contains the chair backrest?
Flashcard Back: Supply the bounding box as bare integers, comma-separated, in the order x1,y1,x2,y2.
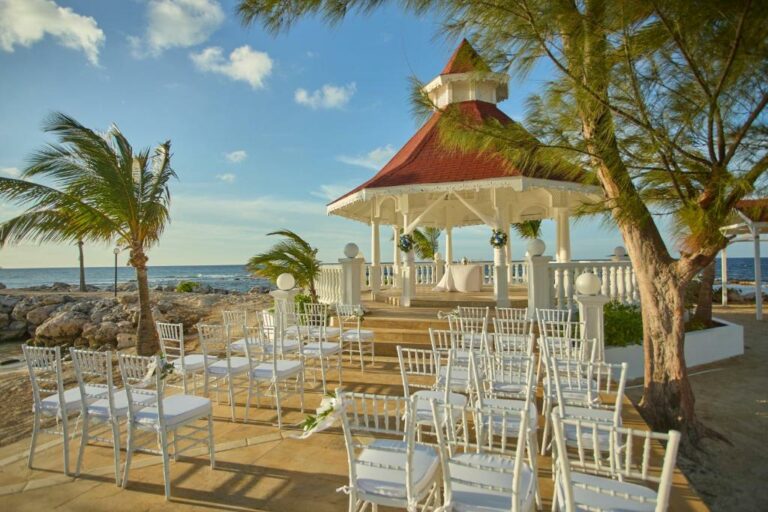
430,398,530,511
70,348,114,415
549,357,628,426
473,352,536,403
536,308,572,340
493,307,534,356
118,353,166,427
23,344,66,414
303,302,328,317
298,310,328,344
551,411,680,512
428,328,456,358
397,346,439,396
222,310,247,338
198,323,232,370
455,306,489,349
336,303,363,332
156,322,185,362
276,299,298,327
538,335,596,362
338,390,420,505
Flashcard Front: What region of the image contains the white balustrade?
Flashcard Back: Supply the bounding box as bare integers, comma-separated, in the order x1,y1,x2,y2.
315,264,343,304
548,260,636,309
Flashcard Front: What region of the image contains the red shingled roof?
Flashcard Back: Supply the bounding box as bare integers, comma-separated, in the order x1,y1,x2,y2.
441,39,491,75
736,198,768,223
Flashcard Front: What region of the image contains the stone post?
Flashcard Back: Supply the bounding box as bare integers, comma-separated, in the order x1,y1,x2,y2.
392,226,401,289
494,244,510,307
340,243,363,306
369,219,381,295
575,293,610,362
270,273,299,339
401,250,416,307
435,253,445,283
525,239,553,319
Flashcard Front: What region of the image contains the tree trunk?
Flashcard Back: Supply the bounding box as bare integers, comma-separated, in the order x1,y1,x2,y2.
78,240,86,292
130,246,158,356
693,261,715,325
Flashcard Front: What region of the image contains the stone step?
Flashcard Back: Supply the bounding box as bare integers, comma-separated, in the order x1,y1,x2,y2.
372,338,432,357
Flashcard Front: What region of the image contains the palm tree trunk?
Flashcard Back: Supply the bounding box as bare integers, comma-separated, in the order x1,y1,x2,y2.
78,240,86,292
130,245,158,355
693,261,715,325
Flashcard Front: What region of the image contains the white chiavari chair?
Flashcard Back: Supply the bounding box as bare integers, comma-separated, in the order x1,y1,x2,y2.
455,305,491,353
23,344,100,475
338,391,441,511
298,310,343,394
198,323,250,421
222,309,247,343
118,354,215,500
156,321,209,394
492,307,535,358
429,398,537,512
551,411,680,512
70,348,156,485
336,303,375,371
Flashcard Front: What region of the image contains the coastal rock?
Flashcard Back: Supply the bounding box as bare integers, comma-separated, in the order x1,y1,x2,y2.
35,310,89,346
51,282,70,291
0,295,20,313
0,320,28,342
119,294,138,306
0,312,9,329
81,321,119,348
12,297,41,322
0,283,5,290
116,332,136,349
26,304,62,326
117,282,138,292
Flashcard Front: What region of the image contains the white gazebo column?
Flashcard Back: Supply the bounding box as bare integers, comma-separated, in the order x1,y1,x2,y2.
445,226,453,267
505,224,514,283
754,230,763,320
493,224,510,308
369,218,381,295
555,208,572,263
721,246,728,307
392,225,401,289
401,214,416,307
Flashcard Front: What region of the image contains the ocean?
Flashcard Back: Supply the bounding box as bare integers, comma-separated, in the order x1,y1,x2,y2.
0,264,271,293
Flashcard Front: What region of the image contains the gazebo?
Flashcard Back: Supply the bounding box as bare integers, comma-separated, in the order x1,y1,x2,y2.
720,198,767,320
327,40,603,306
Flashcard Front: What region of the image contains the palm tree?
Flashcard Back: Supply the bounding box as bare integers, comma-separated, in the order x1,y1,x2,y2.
247,230,321,302
77,239,86,292
511,220,542,240
0,113,176,355
412,227,441,260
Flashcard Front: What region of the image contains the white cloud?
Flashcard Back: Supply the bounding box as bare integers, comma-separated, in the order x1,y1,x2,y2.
294,83,356,110
130,0,224,57
216,173,236,183
0,166,21,177
191,45,273,89
337,145,396,170
224,150,247,163
311,183,353,201
0,0,104,65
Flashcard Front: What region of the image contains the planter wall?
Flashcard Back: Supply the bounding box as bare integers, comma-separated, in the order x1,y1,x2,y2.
605,317,744,380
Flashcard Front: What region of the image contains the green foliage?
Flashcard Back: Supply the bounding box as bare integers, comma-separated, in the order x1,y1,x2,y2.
684,319,710,333
175,280,200,293
294,293,312,313
412,227,441,259
604,301,643,347
247,230,320,302
511,220,542,240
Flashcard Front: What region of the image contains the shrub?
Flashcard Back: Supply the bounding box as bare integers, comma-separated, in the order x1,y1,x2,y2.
294,293,312,313
604,301,643,347
175,280,201,293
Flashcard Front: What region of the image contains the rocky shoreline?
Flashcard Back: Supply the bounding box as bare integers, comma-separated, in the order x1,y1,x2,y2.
0,286,273,350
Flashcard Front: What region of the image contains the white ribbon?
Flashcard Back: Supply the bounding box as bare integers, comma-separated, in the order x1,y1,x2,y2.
292,396,344,439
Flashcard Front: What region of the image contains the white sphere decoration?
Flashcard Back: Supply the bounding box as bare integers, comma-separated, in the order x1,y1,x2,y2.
575,272,601,295
433,252,442,261
613,246,627,258
276,273,295,291
344,242,360,259
527,239,546,257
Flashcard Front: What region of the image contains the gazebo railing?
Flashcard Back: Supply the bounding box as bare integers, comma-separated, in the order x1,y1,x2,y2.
361,259,528,289
548,260,637,309
315,264,343,304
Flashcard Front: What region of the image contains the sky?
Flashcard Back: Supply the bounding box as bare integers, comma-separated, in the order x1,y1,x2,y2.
0,0,762,269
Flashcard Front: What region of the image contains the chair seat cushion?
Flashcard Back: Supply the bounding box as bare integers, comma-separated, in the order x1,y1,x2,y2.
567,471,657,511
303,342,342,355
301,326,341,339
263,339,302,353
340,329,374,341
88,389,157,418
449,452,535,512
172,354,217,371
356,439,439,500
206,357,250,375
479,398,538,430
251,360,303,380
412,390,467,424
231,338,264,353
134,394,212,428
39,384,109,414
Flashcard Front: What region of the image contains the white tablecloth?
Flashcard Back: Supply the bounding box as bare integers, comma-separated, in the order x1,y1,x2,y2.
433,264,483,293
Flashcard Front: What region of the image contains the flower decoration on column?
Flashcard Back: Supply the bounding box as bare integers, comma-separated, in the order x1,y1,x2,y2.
398,233,414,252
489,229,508,248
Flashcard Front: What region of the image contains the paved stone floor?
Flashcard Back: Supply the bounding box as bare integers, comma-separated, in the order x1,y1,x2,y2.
0,356,707,511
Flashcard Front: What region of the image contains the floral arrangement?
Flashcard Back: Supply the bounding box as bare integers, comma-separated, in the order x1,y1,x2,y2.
489,229,508,248
398,233,414,253
158,356,175,380
297,394,343,439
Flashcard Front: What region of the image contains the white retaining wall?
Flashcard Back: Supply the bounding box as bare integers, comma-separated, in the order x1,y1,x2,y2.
605,317,744,380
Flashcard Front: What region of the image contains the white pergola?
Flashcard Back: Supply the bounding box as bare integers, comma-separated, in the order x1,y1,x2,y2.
720,199,767,320
326,40,603,306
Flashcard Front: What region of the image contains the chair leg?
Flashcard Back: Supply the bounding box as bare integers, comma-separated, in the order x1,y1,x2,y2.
299,372,305,414
62,414,70,476
111,419,122,486
122,425,134,489
28,412,40,469
228,377,236,422
75,414,89,477
358,341,365,372
182,371,189,395
541,407,551,456
337,353,343,387
159,429,171,500
245,380,253,423
320,356,328,394
274,381,282,430
172,430,179,462
207,415,216,469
